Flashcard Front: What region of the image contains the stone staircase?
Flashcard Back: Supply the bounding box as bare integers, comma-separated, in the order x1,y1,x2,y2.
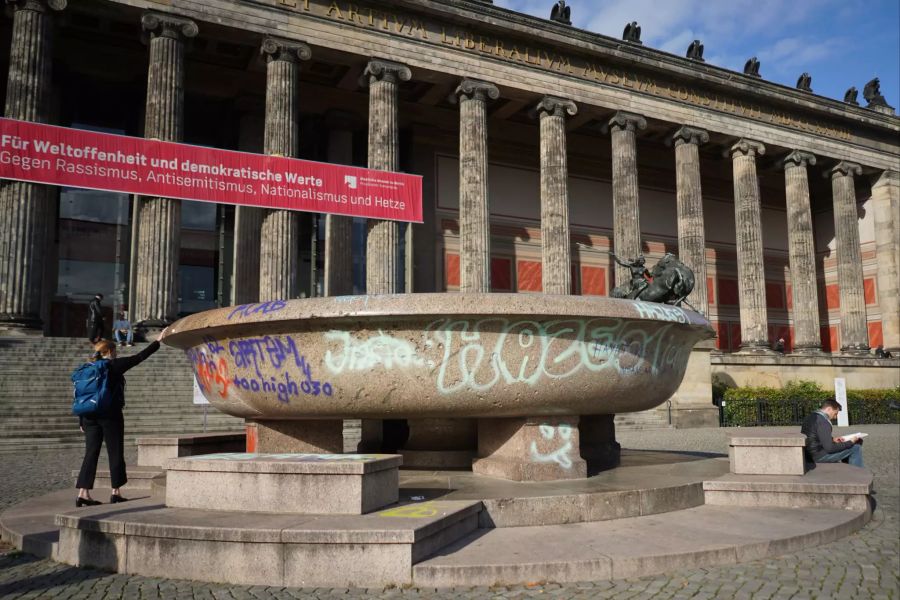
0,336,242,453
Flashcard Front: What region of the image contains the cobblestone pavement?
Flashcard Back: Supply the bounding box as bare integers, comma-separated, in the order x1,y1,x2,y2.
1,425,898,599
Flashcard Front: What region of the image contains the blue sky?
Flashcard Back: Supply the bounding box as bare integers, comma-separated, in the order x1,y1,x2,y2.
493,0,900,107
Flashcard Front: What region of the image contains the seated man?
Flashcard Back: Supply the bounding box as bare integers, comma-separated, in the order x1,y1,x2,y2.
800,399,864,467
113,312,134,347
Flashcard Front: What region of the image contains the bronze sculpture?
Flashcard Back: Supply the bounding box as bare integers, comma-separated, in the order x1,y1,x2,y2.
611,253,696,308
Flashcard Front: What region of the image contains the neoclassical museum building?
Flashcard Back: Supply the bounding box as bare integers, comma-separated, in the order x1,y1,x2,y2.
1,0,898,426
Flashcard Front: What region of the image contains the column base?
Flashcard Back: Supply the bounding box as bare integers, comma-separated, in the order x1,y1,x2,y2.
401,418,476,470
791,345,827,356
0,321,44,337
473,416,586,481
245,419,344,453
840,344,871,357
136,320,172,342
736,341,777,355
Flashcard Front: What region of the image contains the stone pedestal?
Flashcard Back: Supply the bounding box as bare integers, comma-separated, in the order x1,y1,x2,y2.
246,419,344,454
728,432,807,476
364,59,410,294
672,126,709,314
829,162,869,355
872,171,900,352
137,432,246,467
607,112,647,288
783,151,824,354
727,139,772,353
0,0,65,333
578,414,620,472
667,343,718,428
165,453,402,514
535,97,577,295
401,418,476,470
473,417,586,481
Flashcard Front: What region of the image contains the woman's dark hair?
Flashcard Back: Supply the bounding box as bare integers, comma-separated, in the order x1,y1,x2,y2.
91,340,116,362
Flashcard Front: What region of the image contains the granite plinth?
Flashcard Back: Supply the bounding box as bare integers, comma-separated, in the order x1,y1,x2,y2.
728,432,808,475
165,453,402,514
137,433,246,467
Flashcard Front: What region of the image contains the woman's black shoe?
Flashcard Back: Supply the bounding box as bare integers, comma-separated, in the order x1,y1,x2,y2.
110,494,129,504
75,497,101,507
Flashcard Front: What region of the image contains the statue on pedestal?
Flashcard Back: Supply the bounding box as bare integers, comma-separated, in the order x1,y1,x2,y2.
611,253,696,307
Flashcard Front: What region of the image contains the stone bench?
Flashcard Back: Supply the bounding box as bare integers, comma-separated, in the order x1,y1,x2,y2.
165,453,403,514
136,432,246,467
728,432,808,476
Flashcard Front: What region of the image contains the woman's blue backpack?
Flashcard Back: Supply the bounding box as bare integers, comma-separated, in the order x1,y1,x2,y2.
71,360,113,416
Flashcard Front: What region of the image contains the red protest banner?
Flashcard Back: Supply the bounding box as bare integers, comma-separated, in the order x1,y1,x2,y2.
0,118,423,223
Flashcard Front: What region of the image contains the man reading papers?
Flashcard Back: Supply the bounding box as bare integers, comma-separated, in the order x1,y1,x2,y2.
801,399,865,467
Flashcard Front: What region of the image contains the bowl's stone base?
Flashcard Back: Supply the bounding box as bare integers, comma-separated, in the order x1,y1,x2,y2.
247,419,344,453
473,416,588,481
165,453,402,514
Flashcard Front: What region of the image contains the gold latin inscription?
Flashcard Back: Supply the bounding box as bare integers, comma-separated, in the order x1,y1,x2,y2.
277,0,852,141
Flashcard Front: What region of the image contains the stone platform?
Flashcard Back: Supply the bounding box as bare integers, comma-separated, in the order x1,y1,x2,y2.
0,449,873,588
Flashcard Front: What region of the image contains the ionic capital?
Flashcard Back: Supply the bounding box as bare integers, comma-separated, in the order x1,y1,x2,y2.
726,138,765,159
141,12,198,41
449,79,500,104
362,59,411,86
261,37,311,63
604,111,647,133
670,125,709,147
782,150,816,169
533,96,577,119
5,0,66,12
827,161,862,179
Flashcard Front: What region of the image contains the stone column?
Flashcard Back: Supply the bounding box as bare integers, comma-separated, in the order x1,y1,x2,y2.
232,207,263,305
258,37,310,302
323,112,355,297
727,139,771,353
363,59,410,294
231,109,264,306
535,96,577,295
133,13,198,331
606,111,647,287
671,126,709,314
829,161,869,354
452,79,499,293
872,170,900,352
782,151,823,354
0,0,66,333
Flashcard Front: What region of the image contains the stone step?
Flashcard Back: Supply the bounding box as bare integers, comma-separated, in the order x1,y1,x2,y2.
411,503,869,586
50,494,482,587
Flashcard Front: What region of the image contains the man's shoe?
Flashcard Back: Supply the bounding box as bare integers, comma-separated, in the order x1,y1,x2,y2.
76,497,102,507
110,494,129,504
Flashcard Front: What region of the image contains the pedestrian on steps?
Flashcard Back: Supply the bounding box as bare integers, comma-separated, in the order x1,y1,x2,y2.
75,335,163,507
87,293,105,343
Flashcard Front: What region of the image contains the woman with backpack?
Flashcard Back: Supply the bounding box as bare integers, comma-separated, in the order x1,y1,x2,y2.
75,337,162,507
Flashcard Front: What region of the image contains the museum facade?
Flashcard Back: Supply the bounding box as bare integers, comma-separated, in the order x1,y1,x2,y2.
1,0,898,425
